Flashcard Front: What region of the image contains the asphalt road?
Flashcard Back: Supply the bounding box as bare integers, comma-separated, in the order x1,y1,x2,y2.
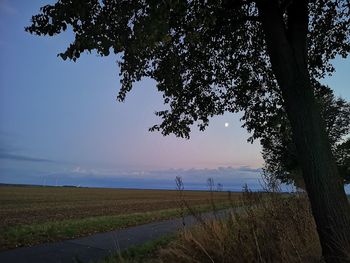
0,209,232,263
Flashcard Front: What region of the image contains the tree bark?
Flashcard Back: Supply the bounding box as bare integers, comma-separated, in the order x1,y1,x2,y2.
256,1,350,262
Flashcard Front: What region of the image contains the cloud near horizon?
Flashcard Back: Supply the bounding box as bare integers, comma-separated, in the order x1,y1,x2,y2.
68,165,262,179
0,137,263,190
0,152,55,163
58,165,264,190
0,145,55,163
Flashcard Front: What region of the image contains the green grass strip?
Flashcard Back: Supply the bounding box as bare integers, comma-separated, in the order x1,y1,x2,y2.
0,202,231,250
99,234,175,263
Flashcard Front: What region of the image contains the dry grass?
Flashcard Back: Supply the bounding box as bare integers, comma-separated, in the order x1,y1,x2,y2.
158,190,322,263
0,186,237,228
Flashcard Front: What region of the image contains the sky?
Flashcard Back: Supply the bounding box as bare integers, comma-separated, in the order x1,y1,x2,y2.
0,0,349,191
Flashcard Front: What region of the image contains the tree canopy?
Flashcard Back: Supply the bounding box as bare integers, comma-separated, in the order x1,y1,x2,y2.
26,0,350,139
261,84,350,187
335,138,350,184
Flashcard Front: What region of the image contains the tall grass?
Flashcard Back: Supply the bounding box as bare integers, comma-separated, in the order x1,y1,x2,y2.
159,182,322,262
103,177,324,263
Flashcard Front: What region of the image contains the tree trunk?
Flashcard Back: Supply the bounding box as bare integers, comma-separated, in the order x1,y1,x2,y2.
257,1,350,262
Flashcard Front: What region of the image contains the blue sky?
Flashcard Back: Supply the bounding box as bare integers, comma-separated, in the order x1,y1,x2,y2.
0,1,349,191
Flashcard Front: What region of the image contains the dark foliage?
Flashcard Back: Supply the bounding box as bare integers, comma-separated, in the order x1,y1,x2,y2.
25,0,350,139
261,84,350,187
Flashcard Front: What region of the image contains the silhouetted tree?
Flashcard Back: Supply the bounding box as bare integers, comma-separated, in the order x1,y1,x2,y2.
216,183,223,192
26,1,350,261
262,84,350,188
335,138,350,184
207,177,215,192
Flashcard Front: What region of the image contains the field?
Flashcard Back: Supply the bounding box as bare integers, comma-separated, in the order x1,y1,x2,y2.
0,185,239,249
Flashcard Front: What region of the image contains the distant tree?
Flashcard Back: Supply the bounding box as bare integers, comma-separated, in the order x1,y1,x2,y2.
26,1,350,261
335,138,350,184
207,178,215,192
261,84,350,188
216,183,223,192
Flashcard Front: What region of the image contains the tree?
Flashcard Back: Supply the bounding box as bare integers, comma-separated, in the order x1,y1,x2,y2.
335,138,350,184
26,0,350,261
261,84,350,188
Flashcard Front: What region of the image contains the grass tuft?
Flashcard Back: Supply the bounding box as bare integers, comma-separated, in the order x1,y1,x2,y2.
100,235,175,263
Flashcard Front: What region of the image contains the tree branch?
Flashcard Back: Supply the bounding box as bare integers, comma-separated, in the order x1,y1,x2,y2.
286,0,309,75
222,0,255,10
244,15,261,22
281,0,294,12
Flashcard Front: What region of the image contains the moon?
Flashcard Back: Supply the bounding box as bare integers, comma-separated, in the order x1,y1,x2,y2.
224,122,229,127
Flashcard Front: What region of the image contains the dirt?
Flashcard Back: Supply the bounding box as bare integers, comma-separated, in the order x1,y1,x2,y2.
0,186,239,228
